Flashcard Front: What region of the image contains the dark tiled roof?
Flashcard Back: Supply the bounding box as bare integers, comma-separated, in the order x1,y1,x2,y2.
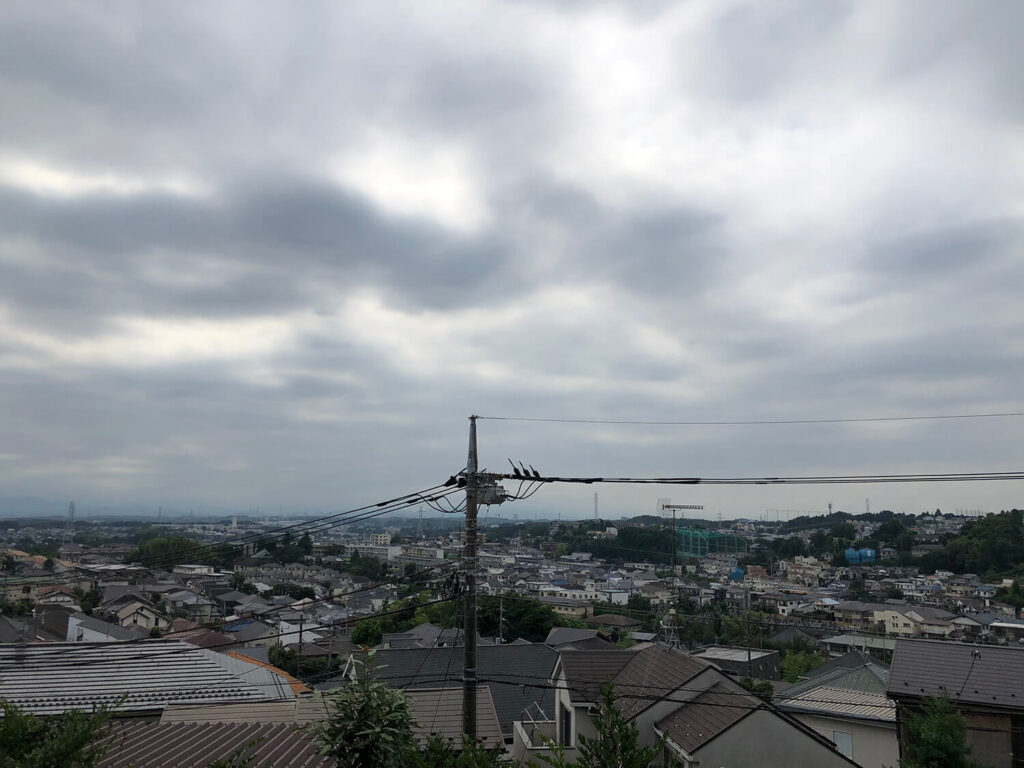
887,639,1024,710
318,644,559,736
782,662,888,699
406,687,503,748
559,650,635,703
656,683,757,753
97,722,333,767
614,645,709,720
806,650,887,681
545,627,599,646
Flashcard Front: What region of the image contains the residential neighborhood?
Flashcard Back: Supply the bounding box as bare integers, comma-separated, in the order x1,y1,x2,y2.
3,507,1024,766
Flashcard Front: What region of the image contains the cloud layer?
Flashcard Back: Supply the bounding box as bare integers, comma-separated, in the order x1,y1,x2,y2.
1,0,1022,518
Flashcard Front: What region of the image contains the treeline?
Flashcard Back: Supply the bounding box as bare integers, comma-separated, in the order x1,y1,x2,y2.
918,509,1024,579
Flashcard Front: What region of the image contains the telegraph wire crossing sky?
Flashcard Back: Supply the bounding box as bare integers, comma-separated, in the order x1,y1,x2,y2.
0,1,1021,519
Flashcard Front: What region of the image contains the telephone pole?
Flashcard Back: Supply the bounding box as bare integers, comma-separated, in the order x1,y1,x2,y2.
462,416,480,746
460,416,508,745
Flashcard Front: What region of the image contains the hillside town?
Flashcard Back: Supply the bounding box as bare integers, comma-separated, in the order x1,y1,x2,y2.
2,507,1023,767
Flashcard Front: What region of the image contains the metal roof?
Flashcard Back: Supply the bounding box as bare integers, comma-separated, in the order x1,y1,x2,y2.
778,685,896,723
656,683,757,753
824,633,897,650
887,639,1024,710
0,641,295,715
694,646,776,662
97,722,333,767
161,693,333,725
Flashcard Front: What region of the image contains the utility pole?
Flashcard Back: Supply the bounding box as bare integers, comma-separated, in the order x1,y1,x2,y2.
462,416,480,746
459,416,508,746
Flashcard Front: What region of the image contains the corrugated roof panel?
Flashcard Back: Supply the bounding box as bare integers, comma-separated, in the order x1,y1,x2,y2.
780,686,896,722
98,722,334,768
0,641,293,715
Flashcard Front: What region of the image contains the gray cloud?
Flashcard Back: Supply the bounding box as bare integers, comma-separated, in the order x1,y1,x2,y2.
0,0,1021,518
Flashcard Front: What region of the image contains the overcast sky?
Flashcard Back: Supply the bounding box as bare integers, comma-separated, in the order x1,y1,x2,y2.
1,1,1022,520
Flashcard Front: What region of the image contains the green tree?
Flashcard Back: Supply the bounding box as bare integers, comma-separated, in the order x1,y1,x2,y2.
411,736,509,768
72,585,101,616
831,522,856,541
0,701,113,768
781,650,824,683
299,533,313,556
311,657,416,768
626,594,652,613
738,677,774,703
900,695,984,768
574,682,661,768
351,618,384,647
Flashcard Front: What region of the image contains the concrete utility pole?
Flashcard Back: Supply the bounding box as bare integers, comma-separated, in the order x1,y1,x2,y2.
460,416,508,746
462,416,480,746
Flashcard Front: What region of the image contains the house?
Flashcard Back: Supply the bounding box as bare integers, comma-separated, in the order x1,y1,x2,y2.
538,596,594,619
67,613,148,642
776,656,898,768
223,619,277,648
0,640,297,716
887,639,1024,768
512,645,859,767
693,645,781,680
165,589,215,622
319,644,559,743
584,613,643,634
114,601,171,631
544,627,616,650
823,634,896,662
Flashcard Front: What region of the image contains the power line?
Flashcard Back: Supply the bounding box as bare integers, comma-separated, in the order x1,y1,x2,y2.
477,411,1024,426
491,470,1024,486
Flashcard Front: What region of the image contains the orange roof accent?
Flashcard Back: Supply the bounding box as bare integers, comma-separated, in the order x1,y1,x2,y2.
225,651,310,696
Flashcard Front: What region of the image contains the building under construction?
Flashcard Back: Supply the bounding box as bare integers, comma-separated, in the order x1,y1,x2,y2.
674,526,747,559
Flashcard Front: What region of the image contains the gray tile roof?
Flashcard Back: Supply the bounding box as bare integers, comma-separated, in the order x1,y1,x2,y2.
782,662,889,699
805,650,888,680
317,644,559,736
559,650,635,703
887,639,1024,710
0,640,295,715
406,687,503,748
614,645,709,721
544,627,600,646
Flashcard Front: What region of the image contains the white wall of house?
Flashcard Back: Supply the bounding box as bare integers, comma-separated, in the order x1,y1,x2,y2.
793,713,898,768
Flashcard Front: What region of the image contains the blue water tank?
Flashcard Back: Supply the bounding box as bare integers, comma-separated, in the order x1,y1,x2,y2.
859,548,876,563
845,548,861,564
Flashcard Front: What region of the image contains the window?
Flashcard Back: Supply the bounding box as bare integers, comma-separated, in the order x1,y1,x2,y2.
560,703,572,746
832,730,853,758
